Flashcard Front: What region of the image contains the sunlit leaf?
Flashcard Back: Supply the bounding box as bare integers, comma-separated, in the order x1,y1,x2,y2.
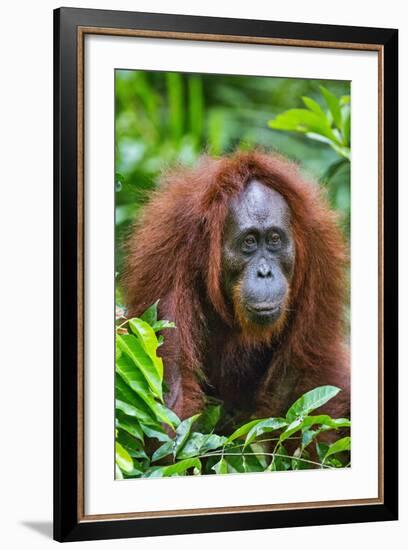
244,418,287,448
117,333,163,400
173,414,201,457
320,85,342,130
115,442,133,473
286,386,341,422
212,457,228,474
323,436,351,462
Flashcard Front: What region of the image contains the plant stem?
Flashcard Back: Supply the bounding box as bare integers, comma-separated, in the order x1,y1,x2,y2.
198,451,335,470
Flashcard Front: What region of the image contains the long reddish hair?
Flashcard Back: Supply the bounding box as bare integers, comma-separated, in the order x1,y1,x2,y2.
122,150,348,389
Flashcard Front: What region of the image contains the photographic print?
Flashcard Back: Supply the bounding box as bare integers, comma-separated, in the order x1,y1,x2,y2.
54,7,397,540
114,71,351,479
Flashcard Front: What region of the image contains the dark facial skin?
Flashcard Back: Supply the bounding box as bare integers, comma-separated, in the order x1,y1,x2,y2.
222,179,295,326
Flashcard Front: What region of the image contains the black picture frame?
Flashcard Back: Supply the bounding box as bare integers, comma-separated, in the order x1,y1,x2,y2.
54,7,398,542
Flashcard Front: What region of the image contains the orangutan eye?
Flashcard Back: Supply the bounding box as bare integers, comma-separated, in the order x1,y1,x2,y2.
242,234,257,251
268,232,281,248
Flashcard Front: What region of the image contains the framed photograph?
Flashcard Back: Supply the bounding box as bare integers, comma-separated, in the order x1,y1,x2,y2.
53,7,398,542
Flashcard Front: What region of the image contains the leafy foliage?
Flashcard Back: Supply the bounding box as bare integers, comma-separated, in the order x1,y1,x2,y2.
115,73,351,274
115,303,351,479
268,86,350,160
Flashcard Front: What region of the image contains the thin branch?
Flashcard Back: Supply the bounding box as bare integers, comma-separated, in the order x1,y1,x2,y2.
198,451,335,470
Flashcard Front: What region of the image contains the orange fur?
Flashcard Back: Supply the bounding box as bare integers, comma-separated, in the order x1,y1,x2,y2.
122,150,350,421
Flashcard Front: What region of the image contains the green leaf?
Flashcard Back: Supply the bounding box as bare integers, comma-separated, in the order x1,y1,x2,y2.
151,320,176,332
226,444,266,473
173,414,201,457
140,300,159,326
301,429,317,449
279,417,305,442
116,430,144,459
285,386,341,422
177,433,227,459
128,318,164,379
194,404,222,433
323,437,351,462
225,418,265,444
319,85,342,130
140,423,172,443
115,464,123,480
342,106,351,146
115,442,133,473
116,356,175,427
268,109,340,144
244,418,287,448
116,410,144,442
115,398,156,426
304,415,350,429
302,95,325,117
269,444,291,471
163,458,201,477
152,440,174,462
115,374,159,426
280,414,350,443
212,457,228,474
316,441,330,462
117,333,163,400
128,318,162,363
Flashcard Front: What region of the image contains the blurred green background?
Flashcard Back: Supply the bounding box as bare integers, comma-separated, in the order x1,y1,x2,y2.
115,70,350,278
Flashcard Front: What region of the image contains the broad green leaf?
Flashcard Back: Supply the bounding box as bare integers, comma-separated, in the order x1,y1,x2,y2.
279,417,304,442
128,318,164,381
115,442,133,473
140,300,159,326
281,414,350,443
142,466,167,478
225,418,265,444
220,443,265,474
176,432,207,459
286,386,341,422
173,414,201,457
116,410,144,442
163,458,201,477
291,447,311,470
244,418,287,448
116,356,175,427
117,333,163,400
302,95,326,117
316,441,330,462
320,85,342,130
212,457,228,474
129,318,160,361
140,423,172,443
177,433,227,459
115,398,156,426
323,437,351,462
123,465,144,478
303,415,350,429
152,320,176,332
269,444,291,471
342,106,351,146
268,109,340,144
116,354,158,408
249,442,269,468
194,404,222,433
302,429,317,449
116,430,145,459
115,464,123,480
152,440,174,462
115,375,158,425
